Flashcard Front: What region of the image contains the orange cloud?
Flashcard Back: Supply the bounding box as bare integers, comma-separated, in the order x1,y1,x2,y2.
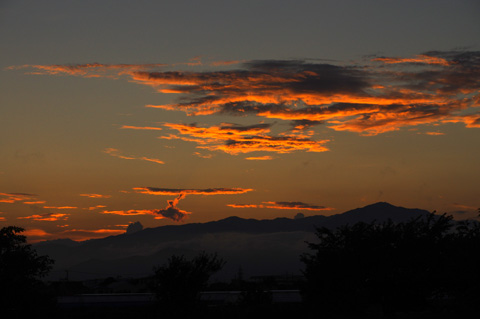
23,228,50,239
88,205,107,210
193,152,214,159
101,209,155,216
372,54,453,66
43,206,77,209
0,192,37,203
160,122,329,154
104,148,164,164
139,157,165,164
121,125,163,131
245,156,274,160
18,213,69,221
441,113,480,128
23,201,47,204
227,204,261,208
80,194,111,198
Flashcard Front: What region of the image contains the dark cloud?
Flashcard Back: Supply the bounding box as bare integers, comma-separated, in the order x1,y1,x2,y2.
228,201,333,211
126,221,143,235
219,123,273,132
7,192,38,197
243,60,368,94
294,213,305,219
134,187,253,195
265,201,332,211
153,194,191,222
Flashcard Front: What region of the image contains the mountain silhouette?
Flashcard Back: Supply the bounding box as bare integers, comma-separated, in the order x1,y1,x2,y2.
35,202,431,281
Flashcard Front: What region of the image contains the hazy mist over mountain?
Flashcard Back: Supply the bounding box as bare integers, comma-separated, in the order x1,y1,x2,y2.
35,202,431,281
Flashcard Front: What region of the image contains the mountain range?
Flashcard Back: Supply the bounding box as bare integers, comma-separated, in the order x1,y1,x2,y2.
34,202,431,281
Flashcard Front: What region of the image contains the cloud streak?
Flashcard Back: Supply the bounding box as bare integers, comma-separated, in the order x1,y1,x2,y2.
18,213,69,221
103,148,164,164
0,192,37,203
227,201,333,211
23,227,126,243
80,194,111,198
133,187,253,196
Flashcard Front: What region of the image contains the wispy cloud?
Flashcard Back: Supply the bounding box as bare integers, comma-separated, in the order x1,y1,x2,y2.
245,156,274,160
23,227,126,243
263,201,334,211
120,125,163,131
88,205,107,210
23,201,47,205
43,206,77,210
371,54,453,65
227,204,261,208
0,192,37,203
424,132,445,136
452,203,478,211
18,213,69,221
101,209,155,216
193,152,214,159
80,193,111,198
8,63,167,78
103,148,165,164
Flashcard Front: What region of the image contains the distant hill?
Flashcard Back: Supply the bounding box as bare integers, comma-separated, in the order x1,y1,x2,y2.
35,202,431,281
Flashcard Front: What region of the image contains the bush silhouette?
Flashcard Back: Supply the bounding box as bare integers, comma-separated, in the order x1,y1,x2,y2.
152,252,225,314
301,213,480,316
0,226,54,314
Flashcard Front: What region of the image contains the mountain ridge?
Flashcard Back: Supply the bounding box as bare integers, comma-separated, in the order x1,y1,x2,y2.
34,202,432,281
35,201,430,247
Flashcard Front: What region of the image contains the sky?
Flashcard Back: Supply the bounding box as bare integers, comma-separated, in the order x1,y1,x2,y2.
1,0,479,242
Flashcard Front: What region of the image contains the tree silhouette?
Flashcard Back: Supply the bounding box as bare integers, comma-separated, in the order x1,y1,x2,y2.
152,252,225,314
300,213,480,316
0,226,54,314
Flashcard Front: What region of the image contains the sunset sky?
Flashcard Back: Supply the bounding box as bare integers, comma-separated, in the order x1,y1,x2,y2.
1,0,479,242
